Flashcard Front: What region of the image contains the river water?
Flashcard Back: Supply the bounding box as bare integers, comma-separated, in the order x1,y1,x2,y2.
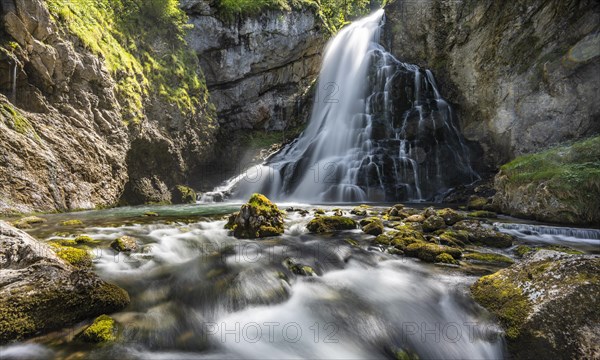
2,203,598,359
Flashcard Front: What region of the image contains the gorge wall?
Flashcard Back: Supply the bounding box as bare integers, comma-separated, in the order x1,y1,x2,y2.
384,0,600,169
0,0,325,214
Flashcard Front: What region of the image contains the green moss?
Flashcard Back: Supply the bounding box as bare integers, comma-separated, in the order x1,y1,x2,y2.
471,273,532,339
51,245,92,268
306,216,357,233
60,219,84,227
74,235,99,245
110,236,138,252
0,103,38,138
467,196,488,210
515,245,534,257
172,185,197,204
544,245,584,255
436,208,464,225
464,252,514,265
436,252,458,265
11,216,46,229
404,243,462,263
81,315,117,343
468,211,498,218
499,136,600,222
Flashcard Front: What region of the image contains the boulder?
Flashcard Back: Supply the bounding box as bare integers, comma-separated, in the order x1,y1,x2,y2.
110,236,139,253
436,208,464,225
0,221,129,343
422,215,446,232
306,216,357,233
453,220,514,248
225,194,284,239
471,250,600,359
361,218,384,236
171,185,197,204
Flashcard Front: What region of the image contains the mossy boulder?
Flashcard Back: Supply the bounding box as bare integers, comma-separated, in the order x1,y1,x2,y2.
463,252,514,265
306,216,357,233
422,215,446,232
11,216,46,229
110,236,139,252
468,210,498,218
471,250,600,358
435,252,459,265
81,315,117,343
493,136,600,225
360,217,384,236
438,230,468,247
60,219,83,227
405,214,425,223
453,220,514,248
283,258,316,276
171,185,197,204
467,195,488,210
0,221,130,343
436,208,464,225
404,242,462,263
225,194,284,239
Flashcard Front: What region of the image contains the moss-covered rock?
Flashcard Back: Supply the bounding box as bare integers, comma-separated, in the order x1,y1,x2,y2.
0,221,129,343
404,242,462,263
11,216,46,229
422,215,446,232
468,210,498,218
283,258,316,276
52,246,93,268
81,315,117,343
467,196,489,210
171,185,197,204
471,250,600,358
436,208,464,225
435,252,459,265
438,230,468,247
74,235,100,245
60,219,83,227
306,216,357,233
493,136,600,226
453,220,514,248
463,252,514,265
313,208,325,215
225,194,284,238
360,217,384,236
515,245,534,257
405,214,425,223
110,236,139,252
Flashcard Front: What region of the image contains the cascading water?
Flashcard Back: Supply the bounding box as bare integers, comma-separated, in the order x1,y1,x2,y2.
223,9,477,203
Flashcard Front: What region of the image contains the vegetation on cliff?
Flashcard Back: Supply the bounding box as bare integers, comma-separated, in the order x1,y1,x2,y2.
46,0,214,124
495,136,600,224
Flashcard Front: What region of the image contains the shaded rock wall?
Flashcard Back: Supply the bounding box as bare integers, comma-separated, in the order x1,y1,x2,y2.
384,0,600,169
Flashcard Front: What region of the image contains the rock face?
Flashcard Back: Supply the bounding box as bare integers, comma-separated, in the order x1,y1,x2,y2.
0,0,218,213
184,1,325,131
384,0,600,168
0,221,130,343
471,250,600,359
225,194,285,238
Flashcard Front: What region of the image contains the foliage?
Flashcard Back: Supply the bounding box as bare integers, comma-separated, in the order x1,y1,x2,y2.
46,0,210,124
215,0,385,33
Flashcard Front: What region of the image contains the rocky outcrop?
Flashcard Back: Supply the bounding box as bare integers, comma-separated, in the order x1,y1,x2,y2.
492,136,600,225
184,1,325,131
225,193,285,238
384,0,600,168
0,0,218,213
471,250,600,359
0,221,130,343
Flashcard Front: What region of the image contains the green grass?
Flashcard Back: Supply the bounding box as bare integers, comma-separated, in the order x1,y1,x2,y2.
46,0,211,124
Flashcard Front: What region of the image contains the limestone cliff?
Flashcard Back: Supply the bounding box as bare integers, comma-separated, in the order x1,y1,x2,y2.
384,0,600,168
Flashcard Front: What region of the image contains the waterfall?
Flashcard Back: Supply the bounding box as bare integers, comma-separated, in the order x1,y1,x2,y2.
10,61,17,104
496,223,600,240
213,10,477,203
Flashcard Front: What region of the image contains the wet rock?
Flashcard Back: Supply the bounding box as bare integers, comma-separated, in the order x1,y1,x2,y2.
333,208,344,216
435,252,459,265
453,220,514,248
306,216,357,233
471,250,600,359
110,236,139,253
171,185,197,204
405,214,425,223
404,242,462,263
463,252,514,266
468,210,498,218
0,221,129,343
361,218,384,236
422,215,446,232
436,208,464,225
225,194,284,239
467,196,489,210
11,216,46,229
121,176,172,205
283,258,316,277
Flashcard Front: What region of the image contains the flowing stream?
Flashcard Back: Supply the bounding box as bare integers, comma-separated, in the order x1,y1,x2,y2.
220,10,477,203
